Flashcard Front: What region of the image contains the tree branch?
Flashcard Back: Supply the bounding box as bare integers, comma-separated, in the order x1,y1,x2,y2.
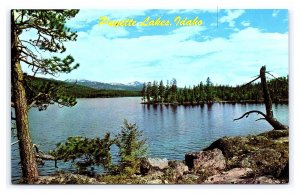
266,72,285,82
11,140,20,145
33,144,58,168
20,40,42,55
27,100,37,110
241,76,260,87
234,110,267,121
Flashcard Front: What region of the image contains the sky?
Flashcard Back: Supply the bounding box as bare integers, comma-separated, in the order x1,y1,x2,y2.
21,9,288,87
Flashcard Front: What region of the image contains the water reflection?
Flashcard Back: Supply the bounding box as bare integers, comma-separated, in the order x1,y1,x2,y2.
170,105,177,113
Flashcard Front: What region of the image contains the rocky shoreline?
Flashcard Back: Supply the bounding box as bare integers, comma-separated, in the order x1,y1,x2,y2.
36,129,288,184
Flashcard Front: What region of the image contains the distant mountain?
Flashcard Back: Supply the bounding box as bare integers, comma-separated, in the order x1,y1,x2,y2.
127,81,144,86
66,79,144,91
27,76,141,98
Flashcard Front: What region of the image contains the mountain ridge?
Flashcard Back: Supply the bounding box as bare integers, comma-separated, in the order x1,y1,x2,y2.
66,79,144,91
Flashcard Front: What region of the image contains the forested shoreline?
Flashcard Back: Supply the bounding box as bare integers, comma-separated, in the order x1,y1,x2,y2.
141,77,288,105
26,75,288,104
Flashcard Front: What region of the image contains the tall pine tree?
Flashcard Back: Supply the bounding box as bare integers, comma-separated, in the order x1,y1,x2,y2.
11,10,79,183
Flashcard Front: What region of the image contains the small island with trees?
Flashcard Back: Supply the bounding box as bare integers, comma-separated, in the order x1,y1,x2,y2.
140,76,288,105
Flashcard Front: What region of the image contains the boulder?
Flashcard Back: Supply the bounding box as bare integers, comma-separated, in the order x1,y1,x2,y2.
140,157,169,175
204,130,289,178
166,161,189,181
172,161,189,176
185,148,226,175
204,168,253,184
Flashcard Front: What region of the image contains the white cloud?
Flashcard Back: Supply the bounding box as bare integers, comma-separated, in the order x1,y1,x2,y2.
241,21,250,27
89,24,129,39
220,10,245,27
170,26,207,40
272,10,280,17
57,26,287,86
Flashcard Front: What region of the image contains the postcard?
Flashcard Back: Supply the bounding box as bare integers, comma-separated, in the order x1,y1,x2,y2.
11,9,288,184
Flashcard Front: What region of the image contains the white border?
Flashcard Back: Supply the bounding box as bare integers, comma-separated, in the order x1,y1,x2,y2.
1,0,300,194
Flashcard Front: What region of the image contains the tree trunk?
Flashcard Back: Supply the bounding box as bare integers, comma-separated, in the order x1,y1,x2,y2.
11,12,39,183
234,66,287,130
260,66,273,118
260,66,287,130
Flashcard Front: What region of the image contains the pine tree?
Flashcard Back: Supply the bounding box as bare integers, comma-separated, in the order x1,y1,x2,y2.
146,82,152,102
170,78,177,103
115,120,147,175
11,10,79,183
164,80,170,102
152,81,159,102
158,80,165,103
206,77,213,102
141,82,146,103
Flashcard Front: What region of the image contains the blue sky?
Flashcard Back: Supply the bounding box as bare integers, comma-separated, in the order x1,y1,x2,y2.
22,9,288,87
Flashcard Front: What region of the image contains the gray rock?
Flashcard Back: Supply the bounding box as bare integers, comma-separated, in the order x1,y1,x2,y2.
147,158,169,169
204,168,253,184
167,160,189,181
140,157,169,175
185,148,226,175
204,130,289,179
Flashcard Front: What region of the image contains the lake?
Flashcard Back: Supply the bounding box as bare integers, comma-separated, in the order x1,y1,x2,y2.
11,97,288,183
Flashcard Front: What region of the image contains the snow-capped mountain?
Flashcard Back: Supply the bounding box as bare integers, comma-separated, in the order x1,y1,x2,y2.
127,81,144,86
66,79,143,91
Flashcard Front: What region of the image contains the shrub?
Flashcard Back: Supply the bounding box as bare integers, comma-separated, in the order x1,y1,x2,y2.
50,120,147,177
50,133,113,172
114,120,147,175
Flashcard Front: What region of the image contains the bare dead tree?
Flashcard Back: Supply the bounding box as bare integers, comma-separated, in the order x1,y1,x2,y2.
234,66,288,130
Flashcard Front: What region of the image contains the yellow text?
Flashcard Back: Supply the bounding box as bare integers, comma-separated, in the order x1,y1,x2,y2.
174,16,203,26
98,16,137,27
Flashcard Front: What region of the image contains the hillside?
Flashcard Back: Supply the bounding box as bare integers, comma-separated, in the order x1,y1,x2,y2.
26,76,141,98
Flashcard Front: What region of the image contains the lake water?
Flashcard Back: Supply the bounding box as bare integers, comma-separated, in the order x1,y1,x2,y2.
11,97,288,182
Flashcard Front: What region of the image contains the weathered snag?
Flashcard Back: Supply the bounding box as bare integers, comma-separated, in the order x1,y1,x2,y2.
234,66,288,130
